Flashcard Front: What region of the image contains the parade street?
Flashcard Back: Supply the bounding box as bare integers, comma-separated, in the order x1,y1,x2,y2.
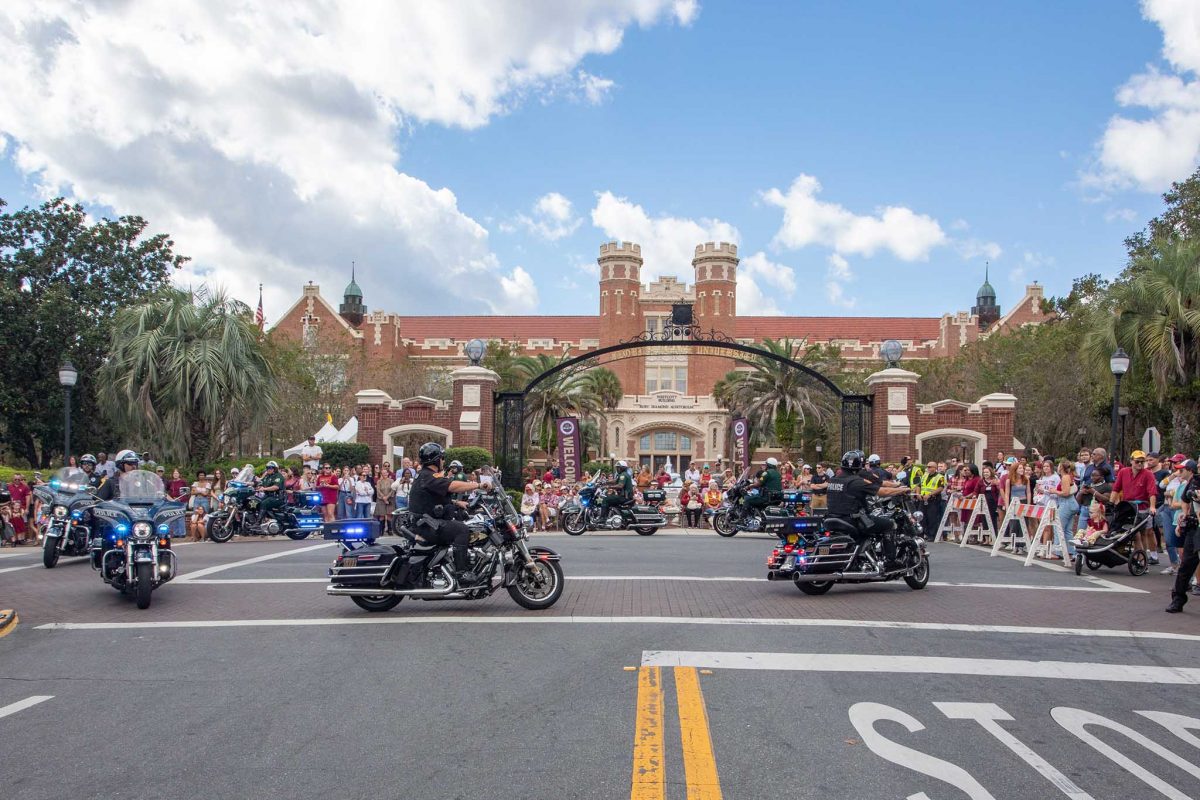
1,532,1198,800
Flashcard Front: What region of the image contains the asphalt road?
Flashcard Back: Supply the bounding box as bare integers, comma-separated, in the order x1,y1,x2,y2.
1,530,1199,800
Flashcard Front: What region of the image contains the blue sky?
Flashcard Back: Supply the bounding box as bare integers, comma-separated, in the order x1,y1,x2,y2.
0,1,1195,320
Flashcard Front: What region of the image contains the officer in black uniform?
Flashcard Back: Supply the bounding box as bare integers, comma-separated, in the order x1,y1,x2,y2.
408,442,482,584
826,450,912,567
79,454,103,490
96,450,142,501
1166,459,1198,613
864,454,897,486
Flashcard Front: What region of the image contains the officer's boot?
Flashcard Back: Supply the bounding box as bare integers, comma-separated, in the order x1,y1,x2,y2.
452,545,478,586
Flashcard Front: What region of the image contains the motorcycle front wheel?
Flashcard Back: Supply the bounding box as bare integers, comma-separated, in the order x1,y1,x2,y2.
350,594,403,612
135,562,154,609
508,560,564,609
285,528,310,541
635,526,657,536
42,537,59,568
713,512,737,537
207,514,236,543
562,513,586,536
904,555,930,590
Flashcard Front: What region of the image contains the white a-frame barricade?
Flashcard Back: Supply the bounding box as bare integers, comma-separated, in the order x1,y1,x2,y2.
1009,502,1070,566
990,499,1033,555
933,494,996,545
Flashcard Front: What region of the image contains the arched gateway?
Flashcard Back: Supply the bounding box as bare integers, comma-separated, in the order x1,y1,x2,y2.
493,322,872,489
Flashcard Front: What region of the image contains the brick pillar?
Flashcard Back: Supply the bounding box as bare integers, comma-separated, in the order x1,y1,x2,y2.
450,366,500,451
976,393,1018,462
865,367,921,463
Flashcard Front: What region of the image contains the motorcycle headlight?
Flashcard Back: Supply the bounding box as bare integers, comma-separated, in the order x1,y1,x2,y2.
53,505,67,519
522,515,535,529
132,522,153,539
912,511,924,523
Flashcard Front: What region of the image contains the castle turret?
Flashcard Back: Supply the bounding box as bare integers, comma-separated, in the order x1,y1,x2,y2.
597,241,644,394
971,263,1000,330
339,263,366,328
691,242,739,396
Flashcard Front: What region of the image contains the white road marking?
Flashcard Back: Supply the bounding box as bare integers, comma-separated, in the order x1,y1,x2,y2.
0,557,86,575
953,542,1147,593
0,563,40,575
0,695,53,719
173,542,334,582
639,651,1200,684
33,615,1200,642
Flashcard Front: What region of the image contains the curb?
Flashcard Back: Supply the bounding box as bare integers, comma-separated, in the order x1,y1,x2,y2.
0,609,17,637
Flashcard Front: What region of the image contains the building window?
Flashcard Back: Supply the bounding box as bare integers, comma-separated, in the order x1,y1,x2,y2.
645,365,687,393
638,429,694,472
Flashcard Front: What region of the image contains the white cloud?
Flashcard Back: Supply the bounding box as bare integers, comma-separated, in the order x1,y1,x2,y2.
590,191,740,281
825,254,856,309
954,238,1003,261
1104,207,1139,224
498,266,539,312
763,174,947,261
513,192,583,241
1010,251,1056,286
737,251,796,315
1087,0,1200,192
577,71,616,104
0,1,694,315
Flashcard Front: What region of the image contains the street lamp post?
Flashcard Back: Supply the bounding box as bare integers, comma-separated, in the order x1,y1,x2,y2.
58,361,78,465
1109,348,1130,462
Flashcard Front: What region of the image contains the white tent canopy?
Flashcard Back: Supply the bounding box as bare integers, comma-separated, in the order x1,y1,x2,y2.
282,420,340,460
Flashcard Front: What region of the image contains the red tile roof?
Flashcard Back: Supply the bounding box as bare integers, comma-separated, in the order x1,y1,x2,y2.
392,314,942,343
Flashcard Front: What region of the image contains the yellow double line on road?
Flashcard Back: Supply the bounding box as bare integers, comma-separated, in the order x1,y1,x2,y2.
631,666,722,799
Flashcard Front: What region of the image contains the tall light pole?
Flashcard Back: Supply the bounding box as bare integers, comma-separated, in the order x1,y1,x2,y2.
1109,347,1130,462
58,361,78,465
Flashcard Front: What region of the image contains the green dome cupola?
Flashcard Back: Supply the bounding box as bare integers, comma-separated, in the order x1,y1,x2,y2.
971,263,1001,330
339,262,366,327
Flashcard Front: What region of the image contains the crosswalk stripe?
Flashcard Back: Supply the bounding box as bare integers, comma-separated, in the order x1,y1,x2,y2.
0,695,53,720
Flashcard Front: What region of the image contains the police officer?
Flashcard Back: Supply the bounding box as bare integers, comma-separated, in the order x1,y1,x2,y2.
79,454,103,490
258,461,285,521
826,450,912,566
408,442,482,584
919,460,946,540
96,449,142,501
865,454,896,486
447,460,466,482
1166,459,1199,613
749,457,784,510
600,461,635,522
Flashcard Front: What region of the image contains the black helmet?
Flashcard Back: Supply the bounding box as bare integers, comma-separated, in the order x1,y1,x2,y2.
841,450,865,471
79,454,97,467
418,442,445,466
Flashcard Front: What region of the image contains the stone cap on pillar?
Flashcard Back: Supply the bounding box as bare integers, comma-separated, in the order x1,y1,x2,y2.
865,367,921,387
977,392,1017,409
355,389,393,405
449,365,500,384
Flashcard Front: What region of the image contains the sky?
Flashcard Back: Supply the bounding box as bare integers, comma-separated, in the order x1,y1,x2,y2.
1,0,1198,323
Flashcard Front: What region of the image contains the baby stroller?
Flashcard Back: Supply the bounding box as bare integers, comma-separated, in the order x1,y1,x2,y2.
1073,501,1151,576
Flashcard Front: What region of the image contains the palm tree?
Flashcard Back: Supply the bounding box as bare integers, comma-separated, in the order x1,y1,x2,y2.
98,287,275,463
514,353,602,453
581,367,623,457
711,338,835,462
1088,238,1200,449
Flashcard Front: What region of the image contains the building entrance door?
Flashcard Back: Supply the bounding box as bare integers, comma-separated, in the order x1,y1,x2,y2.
638,430,694,474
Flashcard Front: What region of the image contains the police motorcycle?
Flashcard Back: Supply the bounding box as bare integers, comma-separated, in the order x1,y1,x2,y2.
713,473,811,537
206,478,322,543
766,493,930,595
88,469,185,609
559,482,666,536
326,485,564,613
34,468,96,568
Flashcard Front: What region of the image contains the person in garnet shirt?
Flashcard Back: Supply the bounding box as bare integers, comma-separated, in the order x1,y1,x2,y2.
1112,449,1159,565
315,463,340,522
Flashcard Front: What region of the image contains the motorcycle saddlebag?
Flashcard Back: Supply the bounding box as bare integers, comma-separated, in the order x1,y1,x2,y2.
642,489,666,504
800,534,856,574
328,544,401,587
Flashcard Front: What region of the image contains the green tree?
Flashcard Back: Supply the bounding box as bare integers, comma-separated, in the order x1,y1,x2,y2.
481,339,524,393
1089,238,1200,451
1124,167,1200,263
98,287,274,464
514,353,601,452
580,366,623,456
0,198,185,467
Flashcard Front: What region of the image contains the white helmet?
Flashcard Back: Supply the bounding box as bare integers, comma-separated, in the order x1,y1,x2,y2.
616,460,628,470
868,454,881,464
114,449,140,470
766,457,779,467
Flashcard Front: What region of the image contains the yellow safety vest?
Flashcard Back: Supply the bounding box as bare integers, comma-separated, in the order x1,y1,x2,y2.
920,472,945,498
908,465,925,489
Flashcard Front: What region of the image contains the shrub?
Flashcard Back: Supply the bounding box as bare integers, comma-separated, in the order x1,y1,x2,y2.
507,489,525,509
444,446,493,472
318,442,371,469
583,459,610,476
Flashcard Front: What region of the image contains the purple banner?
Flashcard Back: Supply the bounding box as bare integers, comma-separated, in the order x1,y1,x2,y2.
732,417,750,473
556,417,582,483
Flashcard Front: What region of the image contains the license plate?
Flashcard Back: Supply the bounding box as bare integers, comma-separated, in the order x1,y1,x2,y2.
818,546,830,555
342,557,356,568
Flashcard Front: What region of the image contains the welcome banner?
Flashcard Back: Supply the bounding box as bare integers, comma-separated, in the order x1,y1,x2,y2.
732,417,750,472
556,417,582,483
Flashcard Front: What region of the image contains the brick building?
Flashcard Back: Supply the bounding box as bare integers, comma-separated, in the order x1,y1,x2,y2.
272,241,1052,467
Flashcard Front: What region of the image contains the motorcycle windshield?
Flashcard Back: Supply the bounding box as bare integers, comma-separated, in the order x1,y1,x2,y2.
119,470,166,504
49,467,88,495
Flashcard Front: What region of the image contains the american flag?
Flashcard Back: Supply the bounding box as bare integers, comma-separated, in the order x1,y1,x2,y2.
255,284,264,330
